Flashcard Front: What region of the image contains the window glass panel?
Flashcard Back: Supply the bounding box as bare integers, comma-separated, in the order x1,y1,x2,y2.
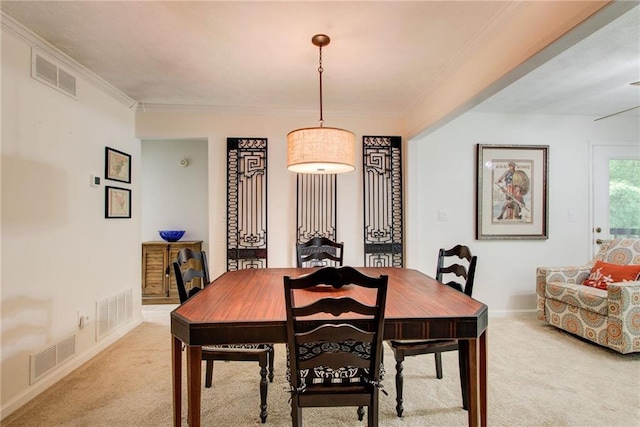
609,159,640,238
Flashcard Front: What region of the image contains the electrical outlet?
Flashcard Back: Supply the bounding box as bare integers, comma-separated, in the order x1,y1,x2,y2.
438,211,448,221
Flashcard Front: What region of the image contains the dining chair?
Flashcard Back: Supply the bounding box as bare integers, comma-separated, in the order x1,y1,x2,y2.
388,244,477,416
173,248,275,423
174,247,209,303
296,236,344,267
284,266,388,427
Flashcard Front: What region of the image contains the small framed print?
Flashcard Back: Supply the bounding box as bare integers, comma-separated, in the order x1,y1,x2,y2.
105,147,131,183
105,186,131,219
476,144,548,240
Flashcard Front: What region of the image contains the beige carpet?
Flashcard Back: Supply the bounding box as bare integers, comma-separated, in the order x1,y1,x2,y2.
3,309,639,426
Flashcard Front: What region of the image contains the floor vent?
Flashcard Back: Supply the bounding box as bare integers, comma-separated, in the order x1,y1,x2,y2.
31,49,77,99
96,289,133,341
29,333,77,384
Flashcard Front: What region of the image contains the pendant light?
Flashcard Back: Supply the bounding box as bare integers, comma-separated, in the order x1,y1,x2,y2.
287,34,356,174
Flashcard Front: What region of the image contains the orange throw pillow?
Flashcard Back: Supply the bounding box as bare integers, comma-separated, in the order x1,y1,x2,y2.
583,261,640,290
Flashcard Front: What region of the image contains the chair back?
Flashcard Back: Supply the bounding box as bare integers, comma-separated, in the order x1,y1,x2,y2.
173,248,210,304
436,245,477,297
296,237,344,268
284,266,388,394
592,238,640,265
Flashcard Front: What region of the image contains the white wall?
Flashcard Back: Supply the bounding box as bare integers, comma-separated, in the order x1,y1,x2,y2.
1,30,140,413
406,112,639,313
141,138,208,252
135,113,406,278
137,110,639,313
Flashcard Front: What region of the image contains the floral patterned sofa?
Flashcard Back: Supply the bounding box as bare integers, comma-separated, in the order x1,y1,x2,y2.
536,239,640,354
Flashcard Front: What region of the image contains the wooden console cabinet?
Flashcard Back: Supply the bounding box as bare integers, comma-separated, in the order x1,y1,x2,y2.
141,240,203,304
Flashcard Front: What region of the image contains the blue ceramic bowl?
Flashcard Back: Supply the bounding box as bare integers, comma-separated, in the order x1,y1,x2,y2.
158,230,185,242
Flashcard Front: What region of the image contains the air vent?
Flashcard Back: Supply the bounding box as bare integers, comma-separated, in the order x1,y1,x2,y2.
31,49,77,99
96,289,133,341
58,68,77,97
29,334,77,384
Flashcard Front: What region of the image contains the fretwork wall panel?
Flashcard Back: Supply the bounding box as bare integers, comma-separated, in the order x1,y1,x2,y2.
296,174,337,243
227,138,268,271
363,136,403,267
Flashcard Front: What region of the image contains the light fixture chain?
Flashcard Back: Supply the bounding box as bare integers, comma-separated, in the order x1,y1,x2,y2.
318,45,324,126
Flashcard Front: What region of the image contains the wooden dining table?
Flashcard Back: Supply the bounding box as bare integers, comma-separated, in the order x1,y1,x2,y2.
171,267,488,426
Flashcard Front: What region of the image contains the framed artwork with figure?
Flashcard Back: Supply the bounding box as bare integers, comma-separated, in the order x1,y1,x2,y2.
105,186,131,219
105,147,131,183
476,144,548,240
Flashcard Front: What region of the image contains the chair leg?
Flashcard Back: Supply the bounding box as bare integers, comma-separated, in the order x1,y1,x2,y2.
291,397,302,427
205,360,214,388
368,390,379,426
457,342,470,411
259,356,269,423
268,346,275,382
435,351,443,379
393,350,405,417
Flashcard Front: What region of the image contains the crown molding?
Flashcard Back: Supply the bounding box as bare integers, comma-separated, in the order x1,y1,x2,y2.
136,103,403,119
1,11,138,110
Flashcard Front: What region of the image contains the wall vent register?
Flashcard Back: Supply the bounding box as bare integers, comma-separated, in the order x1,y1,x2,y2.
31,49,77,99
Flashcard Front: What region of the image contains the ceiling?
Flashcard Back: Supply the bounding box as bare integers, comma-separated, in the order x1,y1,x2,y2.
474,3,640,120
1,1,638,136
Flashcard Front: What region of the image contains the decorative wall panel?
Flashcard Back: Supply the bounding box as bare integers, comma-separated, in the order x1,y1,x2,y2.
363,136,403,267
227,138,267,270
296,174,337,243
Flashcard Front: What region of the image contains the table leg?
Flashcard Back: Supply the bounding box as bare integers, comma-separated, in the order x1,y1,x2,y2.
480,329,487,426
466,329,488,427
467,338,479,427
172,336,182,426
186,345,202,427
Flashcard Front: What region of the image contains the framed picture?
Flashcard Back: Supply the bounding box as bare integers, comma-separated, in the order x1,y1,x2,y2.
476,144,548,240
105,147,131,183
105,186,131,219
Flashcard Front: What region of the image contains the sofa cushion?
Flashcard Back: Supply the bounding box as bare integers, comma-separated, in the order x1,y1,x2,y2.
582,260,640,290
546,281,608,315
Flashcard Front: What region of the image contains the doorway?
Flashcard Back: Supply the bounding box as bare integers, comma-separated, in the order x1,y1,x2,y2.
140,138,209,303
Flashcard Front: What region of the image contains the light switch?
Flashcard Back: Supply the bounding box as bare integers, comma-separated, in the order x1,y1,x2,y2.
568,210,576,222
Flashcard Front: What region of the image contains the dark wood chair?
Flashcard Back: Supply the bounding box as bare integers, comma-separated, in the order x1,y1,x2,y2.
174,247,209,303
173,248,274,423
388,244,477,417
296,237,344,268
284,266,388,427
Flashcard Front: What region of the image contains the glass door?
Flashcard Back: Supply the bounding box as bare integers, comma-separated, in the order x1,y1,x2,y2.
591,143,640,255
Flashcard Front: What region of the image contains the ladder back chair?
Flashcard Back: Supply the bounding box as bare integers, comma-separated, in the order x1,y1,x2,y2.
296,237,344,268
173,248,275,423
284,266,388,427
388,244,477,417
174,247,209,303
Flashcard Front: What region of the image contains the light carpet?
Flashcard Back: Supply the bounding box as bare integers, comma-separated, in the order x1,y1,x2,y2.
3,309,639,426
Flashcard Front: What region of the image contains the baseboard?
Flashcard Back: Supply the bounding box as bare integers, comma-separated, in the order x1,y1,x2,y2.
0,316,142,420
